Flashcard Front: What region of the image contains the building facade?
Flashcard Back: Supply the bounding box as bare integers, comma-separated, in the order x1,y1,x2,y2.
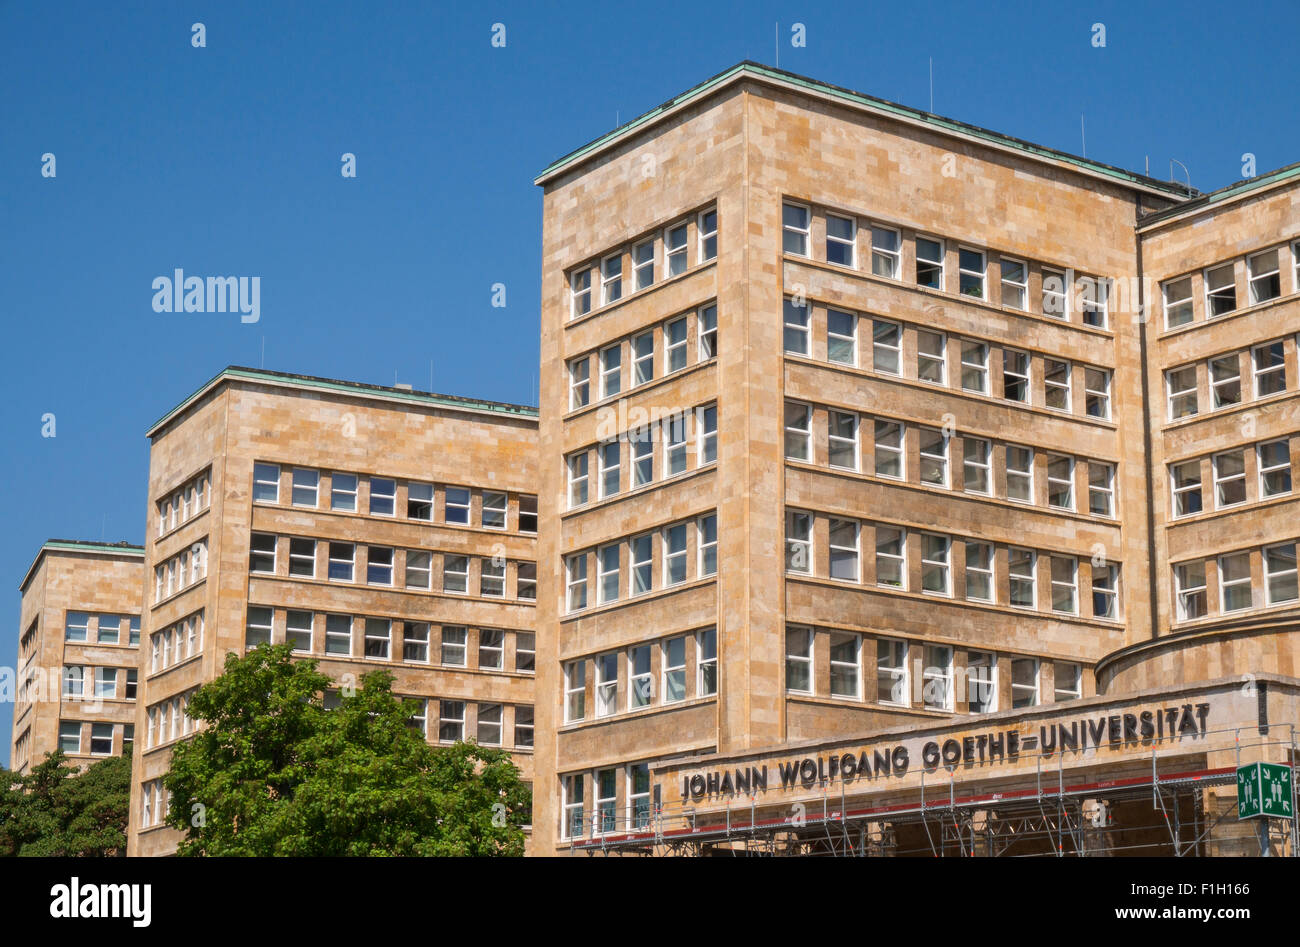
532,63,1300,855
11,541,144,775
126,368,539,855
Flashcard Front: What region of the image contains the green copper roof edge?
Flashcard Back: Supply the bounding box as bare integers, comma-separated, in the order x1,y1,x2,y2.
536,62,1196,198
1138,161,1300,229
147,366,538,438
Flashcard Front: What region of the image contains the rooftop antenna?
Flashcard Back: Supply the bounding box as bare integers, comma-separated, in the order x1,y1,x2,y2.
775,22,778,68
929,57,933,113
1170,159,1191,192
1145,155,1150,176
1080,113,1086,158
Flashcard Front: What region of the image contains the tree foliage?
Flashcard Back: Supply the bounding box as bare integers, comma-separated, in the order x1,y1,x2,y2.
164,643,530,856
0,751,132,856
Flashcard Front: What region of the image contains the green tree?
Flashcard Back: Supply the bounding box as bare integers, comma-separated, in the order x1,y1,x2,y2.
0,752,131,856
164,643,530,856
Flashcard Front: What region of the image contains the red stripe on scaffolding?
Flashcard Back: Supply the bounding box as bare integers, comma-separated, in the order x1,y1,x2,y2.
572,764,1242,850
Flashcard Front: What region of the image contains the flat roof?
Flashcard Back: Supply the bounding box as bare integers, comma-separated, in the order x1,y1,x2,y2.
535,61,1199,200
1137,159,1300,230
147,366,538,439
20,540,145,593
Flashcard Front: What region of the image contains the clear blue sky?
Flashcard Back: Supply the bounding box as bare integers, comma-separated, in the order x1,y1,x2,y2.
1,0,1296,763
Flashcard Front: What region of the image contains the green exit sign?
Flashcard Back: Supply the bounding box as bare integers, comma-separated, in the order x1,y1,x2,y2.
1238,761,1294,819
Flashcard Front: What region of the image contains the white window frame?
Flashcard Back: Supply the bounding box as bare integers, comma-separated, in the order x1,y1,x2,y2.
665,316,688,374
632,331,654,386
1085,367,1111,420
960,340,988,393
967,651,996,713
1003,348,1030,403
827,308,857,366
1218,551,1253,612
600,251,623,306
567,451,589,508
828,517,860,583
598,543,620,605
1050,556,1078,614
916,330,947,385
918,427,949,488
1209,353,1242,410
829,632,861,699
1212,449,1246,509
828,409,859,470
252,462,279,503
782,202,810,257
291,467,319,508
698,513,718,577
663,523,687,586
566,554,587,612
916,235,944,290
784,401,812,462
872,318,901,374
958,247,986,300
1175,561,1207,620
826,213,856,267
1258,439,1292,499
783,297,810,355
1163,276,1193,328
664,222,688,276
920,533,951,596
1088,462,1115,517
1252,341,1286,397
1009,548,1037,609
1000,257,1028,310
870,225,901,279
599,440,620,499
786,510,813,575
1264,542,1299,605
785,626,813,694
962,436,991,495
698,208,718,262
875,526,906,589
1046,454,1075,510
1044,358,1072,412
599,344,621,399
1042,266,1068,319
570,268,592,319
877,638,908,706
923,644,953,711
632,237,655,291
1204,262,1236,317
965,541,994,602
628,644,652,710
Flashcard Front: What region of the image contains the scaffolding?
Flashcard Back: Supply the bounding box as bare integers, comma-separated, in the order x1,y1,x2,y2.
570,725,1299,857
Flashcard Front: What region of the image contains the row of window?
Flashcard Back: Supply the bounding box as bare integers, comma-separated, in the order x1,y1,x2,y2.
243,606,535,672
1173,541,1299,621
408,699,534,749
249,533,537,601
145,690,197,749
567,405,717,508
784,626,1081,712
58,720,131,757
569,206,718,320
568,304,717,412
1169,437,1293,518
150,612,205,673
155,468,212,537
153,541,208,605
783,300,1112,419
785,511,1121,619
1161,239,1300,330
1165,338,1290,421
562,763,654,839
782,201,1112,327
785,402,1117,517
252,462,538,533
563,628,718,724
63,611,141,645
60,665,139,700
565,513,718,613
140,778,168,829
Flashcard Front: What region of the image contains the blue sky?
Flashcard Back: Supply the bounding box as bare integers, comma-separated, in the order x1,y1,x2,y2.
1,0,1296,763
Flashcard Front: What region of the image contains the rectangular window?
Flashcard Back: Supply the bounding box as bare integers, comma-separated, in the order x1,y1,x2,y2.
873,319,901,374
285,610,313,652
664,413,688,475
960,340,988,393
438,700,465,743
664,523,687,585
1093,563,1119,619
328,542,354,582
1164,276,1193,328
633,238,655,290
628,763,651,830
698,629,718,697
565,661,586,722
1009,548,1036,608
828,410,858,470
829,517,860,582
827,309,856,365
480,558,505,597
331,472,358,512
1171,460,1203,517
62,665,83,698
698,404,718,466
665,316,688,373
125,669,138,699
568,357,590,410
477,628,504,670
516,632,535,673
663,637,686,703
786,511,812,575
1209,354,1241,409
918,428,949,487
1080,277,1109,328
698,513,718,577
826,213,856,267
782,202,809,256
877,639,907,706
439,625,467,666
129,616,140,647
595,653,618,717
631,430,654,487
829,632,860,698
871,226,900,278
665,223,688,276
965,541,994,602
1264,543,1299,604
1253,341,1286,396
1006,445,1034,502
1042,267,1067,319
94,667,117,699
698,209,718,261
1213,450,1246,508
253,462,279,502
1219,552,1253,612
1055,663,1083,701
632,331,654,386
784,401,811,461
630,534,653,596
367,547,394,586
1085,367,1111,419
325,614,352,655
699,304,718,360
518,495,537,533
562,774,585,839
917,330,946,384
1050,556,1078,613
875,526,906,589
924,645,953,710
405,550,432,589
566,554,588,611
783,298,810,355
598,543,620,604
571,268,592,319
1047,455,1074,510
628,644,652,709
369,478,396,516
595,768,617,835
1259,439,1292,498
1044,358,1071,412
517,561,537,600
444,486,470,525
958,247,985,299
1003,349,1029,403
482,491,507,529
916,236,944,289
1175,561,1207,620
1000,258,1027,309
600,252,622,306
1166,365,1198,419
785,626,813,693
474,703,502,746
1205,263,1236,317
1088,462,1115,517
98,614,121,644
921,533,950,595
1011,658,1039,709
443,555,469,593
245,606,273,649
283,537,315,578
363,618,390,659
967,651,996,713
1248,249,1281,304
963,437,991,494
291,467,318,507
59,722,81,755
567,451,588,507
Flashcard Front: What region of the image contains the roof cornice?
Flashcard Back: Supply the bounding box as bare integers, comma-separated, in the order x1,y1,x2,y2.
20,540,145,593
